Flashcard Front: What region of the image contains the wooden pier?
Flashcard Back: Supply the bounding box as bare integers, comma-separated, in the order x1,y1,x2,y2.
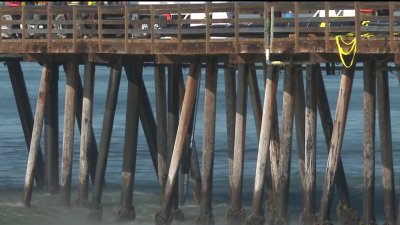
2,1,400,225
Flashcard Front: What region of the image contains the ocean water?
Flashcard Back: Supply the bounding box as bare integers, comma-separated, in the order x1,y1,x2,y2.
0,62,399,225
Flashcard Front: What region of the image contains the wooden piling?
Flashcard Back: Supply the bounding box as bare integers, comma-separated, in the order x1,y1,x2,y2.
362,60,376,225
224,63,236,197
44,64,59,194
138,74,159,174
268,94,281,225
89,58,122,220
177,67,202,206
179,140,192,206
116,60,142,222
76,69,98,184
248,64,262,139
300,64,318,225
190,141,202,205
76,73,99,185
376,61,396,225
155,62,201,225
275,65,296,225
245,64,279,225
77,62,95,205
62,63,99,184
250,63,277,215
319,65,356,224
60,59,78,207
176,64,195,208
248,63,275,220
155,64,168,195
196,58,218,225
248,63,277,218
316,65,352,210
294,66,305,193
6,59,45,189
22,62,52,206
396,63,400,225
260,63,274,199
168,64,184,221
265,65,281,225
168,65,179,166
226,63,249,225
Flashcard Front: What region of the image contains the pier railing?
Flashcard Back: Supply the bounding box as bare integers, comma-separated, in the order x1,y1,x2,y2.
0,2,399,55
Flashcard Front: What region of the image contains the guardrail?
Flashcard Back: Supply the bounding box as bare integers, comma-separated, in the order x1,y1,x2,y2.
0,2,398,54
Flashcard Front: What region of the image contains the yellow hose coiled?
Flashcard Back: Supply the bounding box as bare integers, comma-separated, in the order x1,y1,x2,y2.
335,35,356,68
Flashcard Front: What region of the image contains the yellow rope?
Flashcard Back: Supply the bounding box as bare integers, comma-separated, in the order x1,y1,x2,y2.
335,35,356,68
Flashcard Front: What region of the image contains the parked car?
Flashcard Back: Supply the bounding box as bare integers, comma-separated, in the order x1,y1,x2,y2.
2,1,22,38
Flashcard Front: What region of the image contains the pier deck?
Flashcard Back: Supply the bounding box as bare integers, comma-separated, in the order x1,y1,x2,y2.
0,2,398,62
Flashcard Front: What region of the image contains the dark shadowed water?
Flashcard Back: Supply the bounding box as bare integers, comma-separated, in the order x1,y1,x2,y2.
0,62,400,225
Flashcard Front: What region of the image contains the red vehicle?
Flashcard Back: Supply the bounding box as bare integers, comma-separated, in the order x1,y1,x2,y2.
3,1,22,38
6,1,22,7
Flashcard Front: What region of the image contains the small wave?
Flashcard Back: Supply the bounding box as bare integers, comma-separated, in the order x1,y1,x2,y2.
0,202,23,207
